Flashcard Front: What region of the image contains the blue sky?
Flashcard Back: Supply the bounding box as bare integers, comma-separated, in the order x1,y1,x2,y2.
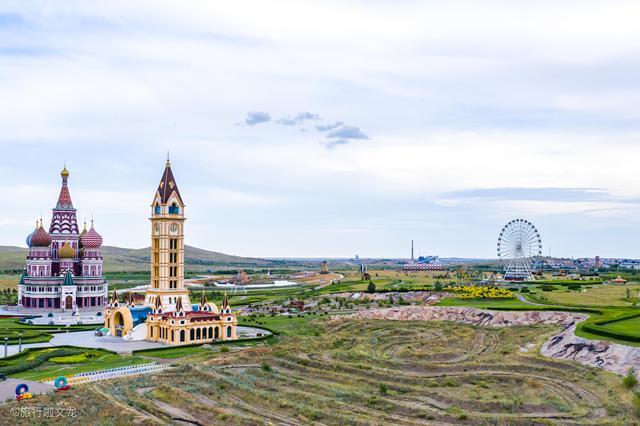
1,1,640,258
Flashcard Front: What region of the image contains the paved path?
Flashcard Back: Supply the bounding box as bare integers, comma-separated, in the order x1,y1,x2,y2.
2,326,272,357
0,378,53,401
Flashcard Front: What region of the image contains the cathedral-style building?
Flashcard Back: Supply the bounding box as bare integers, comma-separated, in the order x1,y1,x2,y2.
18,167,108,311
104,159,237,345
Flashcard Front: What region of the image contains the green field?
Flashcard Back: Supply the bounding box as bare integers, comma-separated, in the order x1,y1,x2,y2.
0,346,147,381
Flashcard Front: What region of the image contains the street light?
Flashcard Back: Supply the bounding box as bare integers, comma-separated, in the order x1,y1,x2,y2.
3,337,8,358
18,333,22,353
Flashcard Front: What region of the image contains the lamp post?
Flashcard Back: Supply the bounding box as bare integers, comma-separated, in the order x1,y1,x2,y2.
3,337,7,358
18,333,22,353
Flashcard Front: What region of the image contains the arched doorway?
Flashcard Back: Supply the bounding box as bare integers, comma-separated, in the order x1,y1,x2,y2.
226,326,231,338
214,327,219,339
65,296,73,310
114,311,124,337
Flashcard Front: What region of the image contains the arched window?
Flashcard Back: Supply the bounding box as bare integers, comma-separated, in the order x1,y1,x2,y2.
169,203,179,214
180,330,185,342
154,204,161,214
171,330,174,342
214,327,219,339
208,327,213,339
196,328,201,340
226,326,232,338
190,329,194,341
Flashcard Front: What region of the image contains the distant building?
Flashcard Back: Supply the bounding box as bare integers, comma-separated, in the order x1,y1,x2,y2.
595,256,602,269
320,261,329,274
231,270,251,285
403,255,443,271
611,276,628,285
18,167,108,311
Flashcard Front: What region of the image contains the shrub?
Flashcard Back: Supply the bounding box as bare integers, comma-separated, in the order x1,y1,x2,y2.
624,368,638,389
261,363,272,372
220,346,230,353
379,383,388,395
540,284,557,292
367,281,376,293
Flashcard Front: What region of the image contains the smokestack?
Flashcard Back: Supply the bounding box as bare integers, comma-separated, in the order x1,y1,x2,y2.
411,240,414,261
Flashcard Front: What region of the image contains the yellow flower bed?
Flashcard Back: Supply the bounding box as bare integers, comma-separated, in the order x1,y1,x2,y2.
443,285,515,299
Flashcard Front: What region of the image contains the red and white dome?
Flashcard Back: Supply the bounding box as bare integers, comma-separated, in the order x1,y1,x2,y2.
81,225,103,248
31,225,52,247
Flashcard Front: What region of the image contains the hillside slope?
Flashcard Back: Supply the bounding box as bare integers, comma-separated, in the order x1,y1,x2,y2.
0,245,271,272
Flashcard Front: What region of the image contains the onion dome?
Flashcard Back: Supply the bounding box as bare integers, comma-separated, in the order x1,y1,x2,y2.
59,241,75,259
25,222,37,247
78,222,88,247
81,222,103,248
31,222,52,247
61,166,69,178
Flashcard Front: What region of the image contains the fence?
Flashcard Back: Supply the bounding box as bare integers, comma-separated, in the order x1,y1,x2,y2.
43,362,171,385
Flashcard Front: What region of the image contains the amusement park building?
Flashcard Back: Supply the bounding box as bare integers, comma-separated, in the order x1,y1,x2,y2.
104,159,237,345
18,167,108,311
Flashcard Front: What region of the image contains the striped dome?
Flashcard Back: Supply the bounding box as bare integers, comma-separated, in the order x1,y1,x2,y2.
81,225,103,248
25,230,35,247
31,226,52,247
59,241,75,259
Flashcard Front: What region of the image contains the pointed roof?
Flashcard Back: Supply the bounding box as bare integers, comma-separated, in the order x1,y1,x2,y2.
155,159,184,206
110,290,118,304
200,289,207,307
175,296,184,312
154,294,162,311
222,291,229,310
126,292,134,306
62,270,74,286
56,166,74,210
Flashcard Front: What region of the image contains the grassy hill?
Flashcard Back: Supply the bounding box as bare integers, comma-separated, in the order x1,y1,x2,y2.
0,245,272,272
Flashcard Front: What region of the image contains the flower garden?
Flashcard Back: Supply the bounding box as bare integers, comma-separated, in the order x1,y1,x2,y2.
443,285,515,299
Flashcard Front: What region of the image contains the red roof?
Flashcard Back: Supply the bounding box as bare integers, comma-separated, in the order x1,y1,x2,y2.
56,170,74,209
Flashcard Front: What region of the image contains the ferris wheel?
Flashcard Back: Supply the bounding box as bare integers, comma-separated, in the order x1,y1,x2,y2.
497,219,542,281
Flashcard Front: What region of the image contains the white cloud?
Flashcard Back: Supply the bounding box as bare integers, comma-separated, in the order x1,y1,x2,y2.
1,2,640,257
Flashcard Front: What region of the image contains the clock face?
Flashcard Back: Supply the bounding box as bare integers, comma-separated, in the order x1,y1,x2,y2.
154,223,159,234
170,223,178,233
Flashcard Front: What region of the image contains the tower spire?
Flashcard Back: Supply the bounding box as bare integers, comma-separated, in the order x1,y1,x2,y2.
56,165,73,209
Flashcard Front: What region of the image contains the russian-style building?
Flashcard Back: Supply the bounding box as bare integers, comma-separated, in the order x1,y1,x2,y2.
18,167,108,311
104,159,237,344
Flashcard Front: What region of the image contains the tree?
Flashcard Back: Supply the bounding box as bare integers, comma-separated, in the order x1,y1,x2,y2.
434,281,443,292
367,281,376,293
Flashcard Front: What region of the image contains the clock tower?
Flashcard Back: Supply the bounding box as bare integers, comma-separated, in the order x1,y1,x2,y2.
144,157,191,312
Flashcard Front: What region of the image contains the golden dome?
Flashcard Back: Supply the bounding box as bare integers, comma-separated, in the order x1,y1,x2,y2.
59,241,75,259
61,166,69,178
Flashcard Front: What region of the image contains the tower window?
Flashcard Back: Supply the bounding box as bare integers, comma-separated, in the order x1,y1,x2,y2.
154,204,161,214
169,203,179,214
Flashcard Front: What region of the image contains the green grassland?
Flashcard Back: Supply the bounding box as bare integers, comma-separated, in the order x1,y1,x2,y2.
1,318,636,424
0,346,147,381
0,318,95,344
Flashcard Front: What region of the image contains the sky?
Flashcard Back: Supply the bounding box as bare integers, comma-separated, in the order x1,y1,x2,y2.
1,1,640,259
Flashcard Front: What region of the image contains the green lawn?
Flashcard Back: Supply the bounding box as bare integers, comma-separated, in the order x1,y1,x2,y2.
14,352,147,381
604,315,640,334
239,313,323,336
0,346,147,381
0,318,95,344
